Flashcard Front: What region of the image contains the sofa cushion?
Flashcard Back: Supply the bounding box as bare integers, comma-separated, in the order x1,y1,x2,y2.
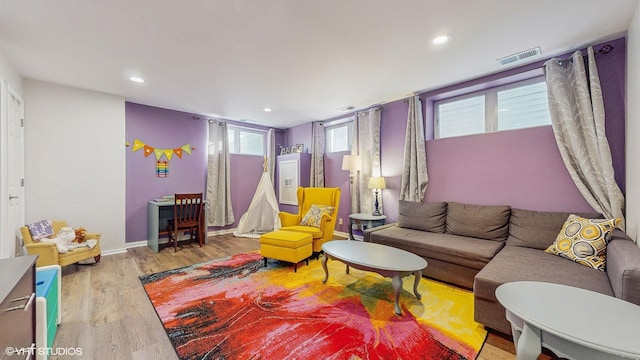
397,201,446,233
474,245,614,305
545,215,621,271
367,225,504,270
26,219,54,240
445,202,510,242
507,208,602,249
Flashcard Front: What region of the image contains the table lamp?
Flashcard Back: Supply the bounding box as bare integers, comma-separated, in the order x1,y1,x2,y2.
368,176,386,216
341,155,361,184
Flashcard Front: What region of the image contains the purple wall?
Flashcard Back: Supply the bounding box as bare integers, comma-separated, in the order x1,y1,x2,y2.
325,151,351,233
285,122,312,154
126,103,208,242
126,103,281,242
424,126,593,212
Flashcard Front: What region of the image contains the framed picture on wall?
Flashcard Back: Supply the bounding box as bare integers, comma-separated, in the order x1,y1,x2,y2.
279,159,299,205
294,144,303,153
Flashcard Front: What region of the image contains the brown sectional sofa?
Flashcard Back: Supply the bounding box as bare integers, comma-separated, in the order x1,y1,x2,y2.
364,201,640,335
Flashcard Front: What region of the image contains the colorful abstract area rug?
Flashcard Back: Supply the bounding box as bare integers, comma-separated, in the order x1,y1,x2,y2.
139,251,487,360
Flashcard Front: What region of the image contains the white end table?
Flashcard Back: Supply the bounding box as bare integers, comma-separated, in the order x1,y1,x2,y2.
496,281,640,360
348,213,386,240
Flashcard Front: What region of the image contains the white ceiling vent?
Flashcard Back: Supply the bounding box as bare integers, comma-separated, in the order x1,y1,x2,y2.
497,47,541,66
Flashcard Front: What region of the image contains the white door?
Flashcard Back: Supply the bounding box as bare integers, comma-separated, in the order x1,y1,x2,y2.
6,86,24,257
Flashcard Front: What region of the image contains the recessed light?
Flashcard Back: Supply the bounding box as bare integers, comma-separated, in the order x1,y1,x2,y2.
263,108,272,112
432,34,451,45
129,76,145,83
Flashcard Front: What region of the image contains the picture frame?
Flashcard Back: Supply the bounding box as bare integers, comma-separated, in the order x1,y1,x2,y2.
294,144,304,153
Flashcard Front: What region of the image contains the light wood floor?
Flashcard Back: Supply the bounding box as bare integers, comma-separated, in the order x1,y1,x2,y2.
52,234,547,360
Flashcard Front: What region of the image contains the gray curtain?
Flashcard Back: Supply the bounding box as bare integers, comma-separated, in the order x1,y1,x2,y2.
545,47,625,228
206,120,235,226
267,128,276,184
351,108,382,214
310,122,325,187
400,96,428,202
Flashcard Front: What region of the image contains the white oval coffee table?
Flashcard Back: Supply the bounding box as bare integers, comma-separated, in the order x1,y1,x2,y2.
321,240,427,315
496,281,640,360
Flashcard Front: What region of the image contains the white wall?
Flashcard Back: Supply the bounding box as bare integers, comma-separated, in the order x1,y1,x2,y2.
24,80,126,252
0,51,22,96
626,4,640,243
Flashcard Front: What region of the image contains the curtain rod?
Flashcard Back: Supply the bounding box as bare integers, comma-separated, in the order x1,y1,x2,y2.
557,44,613,65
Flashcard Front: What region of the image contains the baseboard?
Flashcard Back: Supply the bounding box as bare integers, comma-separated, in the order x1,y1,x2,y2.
207,228,237,236
334,230,349,238
102,228,239,257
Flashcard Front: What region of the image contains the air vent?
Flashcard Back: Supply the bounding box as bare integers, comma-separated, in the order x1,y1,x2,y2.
497,47,541,67
337,106,355,112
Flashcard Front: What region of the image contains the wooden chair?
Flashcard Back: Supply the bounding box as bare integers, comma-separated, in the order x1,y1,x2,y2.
168,193,204,252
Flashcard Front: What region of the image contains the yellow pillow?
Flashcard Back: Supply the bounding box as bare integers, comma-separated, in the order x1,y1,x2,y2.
300,204,335,228
545,214,620,271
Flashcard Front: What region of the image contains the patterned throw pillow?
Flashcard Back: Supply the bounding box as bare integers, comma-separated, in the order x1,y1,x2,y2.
300,204,335,228
545,215,621,271
26,220,54,240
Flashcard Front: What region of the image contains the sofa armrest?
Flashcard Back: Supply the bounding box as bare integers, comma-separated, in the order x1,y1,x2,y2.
25,242,60,267
279,212,301,227
84,232,101,241
317,214,334,236
606,233,640,306
363,223,397,242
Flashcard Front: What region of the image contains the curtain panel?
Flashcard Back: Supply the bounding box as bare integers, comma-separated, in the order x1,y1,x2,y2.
310,122,325,187
544,47,625,228
267,128,276,184
351,108,382,214
206,121,235,227
400,96,429,202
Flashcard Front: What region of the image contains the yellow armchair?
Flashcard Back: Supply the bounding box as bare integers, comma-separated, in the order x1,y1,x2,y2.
20,221,102,268
279,187,341,252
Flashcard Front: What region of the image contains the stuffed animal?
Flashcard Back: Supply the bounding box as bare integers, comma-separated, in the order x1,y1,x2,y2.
74,227,87,243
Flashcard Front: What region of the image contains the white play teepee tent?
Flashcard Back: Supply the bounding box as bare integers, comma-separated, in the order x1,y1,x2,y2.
233,159,281,238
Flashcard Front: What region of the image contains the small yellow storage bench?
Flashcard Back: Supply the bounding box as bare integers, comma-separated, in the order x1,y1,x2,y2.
260,230,313,272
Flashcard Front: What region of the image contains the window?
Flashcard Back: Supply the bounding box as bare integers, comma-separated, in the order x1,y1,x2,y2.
435,78,551,139
227,125,266,156
325,118,354,153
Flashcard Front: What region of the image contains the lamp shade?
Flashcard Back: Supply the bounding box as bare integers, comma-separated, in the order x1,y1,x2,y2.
368,176,386,189
341,155,361,171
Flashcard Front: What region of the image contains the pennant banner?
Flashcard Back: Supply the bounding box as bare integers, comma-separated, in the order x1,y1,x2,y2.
132,139,145,152
181,144,192,155
132,139,193,161
163,149,174,161
144,145,154,158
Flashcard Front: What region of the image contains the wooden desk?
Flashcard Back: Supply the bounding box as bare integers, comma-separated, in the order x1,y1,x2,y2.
147,200,207,252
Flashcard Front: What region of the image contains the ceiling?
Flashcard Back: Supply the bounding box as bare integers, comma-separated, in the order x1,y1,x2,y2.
0,1,638,128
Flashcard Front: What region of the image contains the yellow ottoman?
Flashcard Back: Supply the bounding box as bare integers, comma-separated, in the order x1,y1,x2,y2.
260,230,313,272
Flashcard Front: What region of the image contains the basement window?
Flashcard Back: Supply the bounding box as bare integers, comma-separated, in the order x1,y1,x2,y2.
227,125,266,156
325,117,354,153
435,77,551,139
